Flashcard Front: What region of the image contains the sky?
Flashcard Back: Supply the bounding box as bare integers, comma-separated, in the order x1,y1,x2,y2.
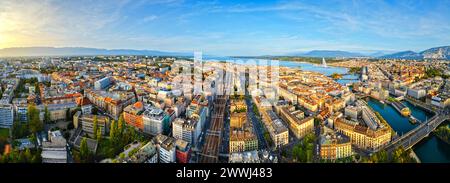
0,0,450,56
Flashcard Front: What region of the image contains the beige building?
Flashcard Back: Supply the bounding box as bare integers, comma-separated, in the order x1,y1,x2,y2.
230,112,247,128
297,96,318,112
229,113,258,153
253,96,288,148
277,106,314,139
320,128,352,160
44,102,78,122
86,90,136,120
73,111,109,137
261,109,289,148
229,129,258,153
334,118,391,151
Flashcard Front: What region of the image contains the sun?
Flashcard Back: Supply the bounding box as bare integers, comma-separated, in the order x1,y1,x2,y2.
0,33,10,49
0,31,17,49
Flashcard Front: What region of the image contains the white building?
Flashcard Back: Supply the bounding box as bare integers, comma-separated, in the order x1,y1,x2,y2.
142,107,166,136
153,134,176,163
0,104,14,128
12,98,28,122
41,130,67,163
407,88,426,99
172,118,201,147
94,77,111,90
344,106,360,121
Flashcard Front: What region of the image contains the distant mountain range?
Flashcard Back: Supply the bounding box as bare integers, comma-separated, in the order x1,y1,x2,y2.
379,46,450,60
289,50,365,58
0,47,191,57
378,51,423,60
287,46,450,60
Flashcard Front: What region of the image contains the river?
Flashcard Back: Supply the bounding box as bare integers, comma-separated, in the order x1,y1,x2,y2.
367,98,450,163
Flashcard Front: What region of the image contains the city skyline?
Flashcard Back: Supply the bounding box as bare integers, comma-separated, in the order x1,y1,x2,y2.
1,0,450,56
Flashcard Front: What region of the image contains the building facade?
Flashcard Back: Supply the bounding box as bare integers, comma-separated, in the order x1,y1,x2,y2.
0,104,14,128
94,77,111,90
123,102,145,130
172,118,201,147
320,129,352,160
86,90,136,120
278,106,314,139
73,111,109,137
334,118,391,151
143,106,169,136
153,134,176,163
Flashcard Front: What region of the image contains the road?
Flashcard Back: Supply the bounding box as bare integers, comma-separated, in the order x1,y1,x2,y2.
313,124,321,163
219,99,230,157
245,96,268,150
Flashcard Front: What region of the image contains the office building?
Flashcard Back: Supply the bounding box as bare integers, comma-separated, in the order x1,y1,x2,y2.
153,134,176,163
94,77,111,90
12,98,28,122
0,104,14,128
143,106,169,136
73,111,109,137
172,118,201,147
41,131,67,163
175,139,191,163
345,106,360,121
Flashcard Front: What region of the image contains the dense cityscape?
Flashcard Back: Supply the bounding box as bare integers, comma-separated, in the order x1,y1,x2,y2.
0,55,448,163
0,0,450,169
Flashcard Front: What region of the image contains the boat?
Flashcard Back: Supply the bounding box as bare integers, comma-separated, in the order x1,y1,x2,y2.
409,117,417,124
401,107,411,117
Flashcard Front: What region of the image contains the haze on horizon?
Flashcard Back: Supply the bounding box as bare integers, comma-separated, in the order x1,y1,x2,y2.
0,0,450,56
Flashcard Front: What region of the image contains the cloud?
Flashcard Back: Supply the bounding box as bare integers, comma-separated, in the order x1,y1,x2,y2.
142,15,158,23
204,1,450,40
0,0,132,48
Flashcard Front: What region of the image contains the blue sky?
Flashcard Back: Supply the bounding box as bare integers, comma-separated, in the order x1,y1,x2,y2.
1,0,449,56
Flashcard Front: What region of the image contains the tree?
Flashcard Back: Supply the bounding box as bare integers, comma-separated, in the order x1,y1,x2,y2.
12,121,29,139
117,114,124,136
34,82,40,95
93,115,98,139
391,147,415,163
109,120,116,139
370,150,389,163
291,133,316,163
44,106,51,124
119,152,125,159
96,128,102,143
31,151,41,163
28,104,43,133
29,133,37,146
18,151,26,163
79,137,89,163
24,148,32,162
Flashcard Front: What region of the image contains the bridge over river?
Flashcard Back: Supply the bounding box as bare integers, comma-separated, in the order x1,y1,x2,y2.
381,111,449,153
